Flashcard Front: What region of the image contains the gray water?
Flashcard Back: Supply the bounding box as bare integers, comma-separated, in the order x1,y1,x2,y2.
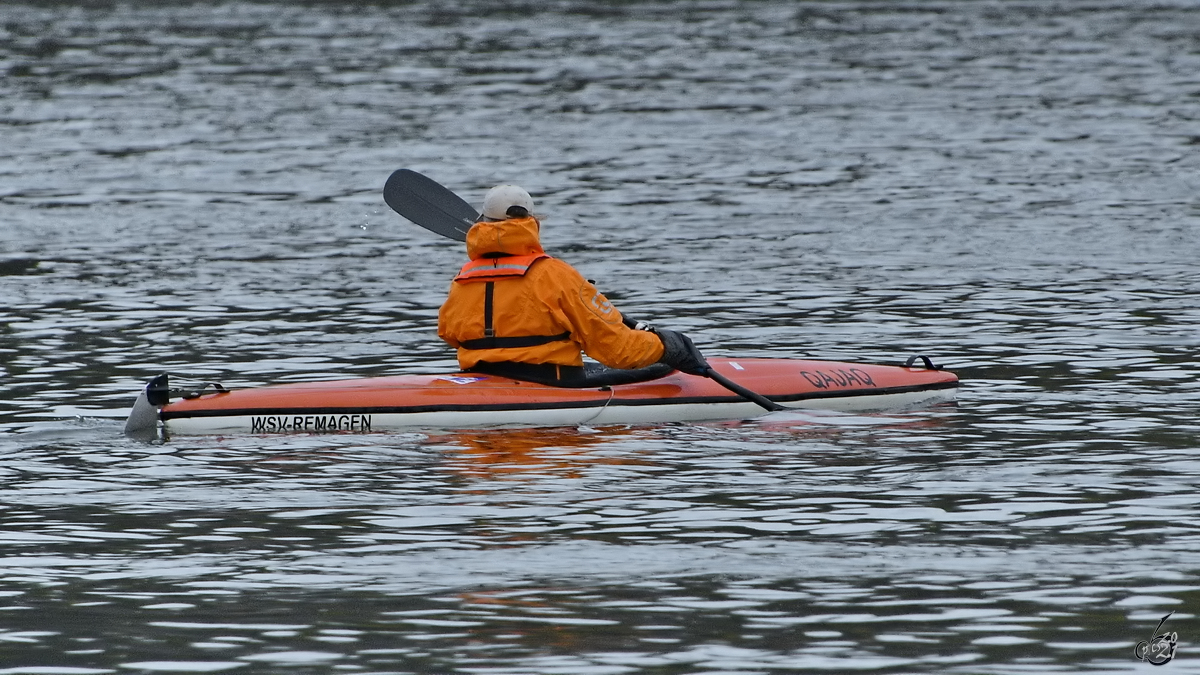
2,1,1199,672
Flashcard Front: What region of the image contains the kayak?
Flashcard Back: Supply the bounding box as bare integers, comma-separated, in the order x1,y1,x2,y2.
123,356,958,438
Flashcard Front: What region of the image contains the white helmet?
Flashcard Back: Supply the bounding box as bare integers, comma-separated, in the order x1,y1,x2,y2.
481,184,535,220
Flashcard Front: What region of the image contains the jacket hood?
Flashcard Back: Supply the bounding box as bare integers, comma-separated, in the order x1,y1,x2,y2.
465,216,544,260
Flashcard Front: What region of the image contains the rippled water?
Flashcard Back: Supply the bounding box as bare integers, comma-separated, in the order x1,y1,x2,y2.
2,1,1199,672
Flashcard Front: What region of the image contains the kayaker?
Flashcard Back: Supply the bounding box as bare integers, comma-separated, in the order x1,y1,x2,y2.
438,184,708,386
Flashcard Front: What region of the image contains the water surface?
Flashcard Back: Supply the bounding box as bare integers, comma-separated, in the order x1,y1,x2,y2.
2,1,1199,672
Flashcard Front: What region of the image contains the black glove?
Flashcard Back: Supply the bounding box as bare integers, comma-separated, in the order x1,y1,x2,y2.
656,329,709,376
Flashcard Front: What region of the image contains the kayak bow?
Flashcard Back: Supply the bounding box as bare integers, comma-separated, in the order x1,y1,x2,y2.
124,357,958,439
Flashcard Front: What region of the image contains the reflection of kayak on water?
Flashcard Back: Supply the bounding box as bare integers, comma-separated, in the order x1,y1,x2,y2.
437,425,648,482
123,356,958,439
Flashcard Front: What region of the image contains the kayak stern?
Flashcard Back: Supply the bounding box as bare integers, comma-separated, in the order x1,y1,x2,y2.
124,373,169,441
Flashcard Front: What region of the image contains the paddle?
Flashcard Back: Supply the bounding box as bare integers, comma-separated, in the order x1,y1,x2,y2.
383,169,478,242
383,168,787,414
703,366,786,412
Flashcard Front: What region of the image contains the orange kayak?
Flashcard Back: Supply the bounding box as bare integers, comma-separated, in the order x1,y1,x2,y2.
124,357,958,438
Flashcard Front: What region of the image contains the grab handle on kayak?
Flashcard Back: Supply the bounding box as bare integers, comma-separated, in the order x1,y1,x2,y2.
904,355,942,370
179,382,229,399
142,373,231,405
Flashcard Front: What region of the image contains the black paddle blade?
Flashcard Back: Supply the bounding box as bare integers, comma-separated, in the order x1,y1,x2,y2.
383,169,479,242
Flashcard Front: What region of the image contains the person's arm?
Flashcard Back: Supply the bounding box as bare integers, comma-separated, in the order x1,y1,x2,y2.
436,287,462,349
539,261,665,370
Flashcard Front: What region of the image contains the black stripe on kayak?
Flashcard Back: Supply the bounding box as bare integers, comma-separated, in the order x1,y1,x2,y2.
160,381,957,420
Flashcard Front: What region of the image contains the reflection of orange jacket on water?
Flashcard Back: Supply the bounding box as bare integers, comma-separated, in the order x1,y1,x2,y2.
437,216,665,370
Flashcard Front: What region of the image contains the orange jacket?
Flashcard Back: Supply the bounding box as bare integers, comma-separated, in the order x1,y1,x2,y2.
438,216,665,370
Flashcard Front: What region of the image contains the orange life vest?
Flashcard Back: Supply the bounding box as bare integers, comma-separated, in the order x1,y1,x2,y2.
452,253,571,351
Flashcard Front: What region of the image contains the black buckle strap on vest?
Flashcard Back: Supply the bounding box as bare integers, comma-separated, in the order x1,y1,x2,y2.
483,281,495,338
459,331,572,350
